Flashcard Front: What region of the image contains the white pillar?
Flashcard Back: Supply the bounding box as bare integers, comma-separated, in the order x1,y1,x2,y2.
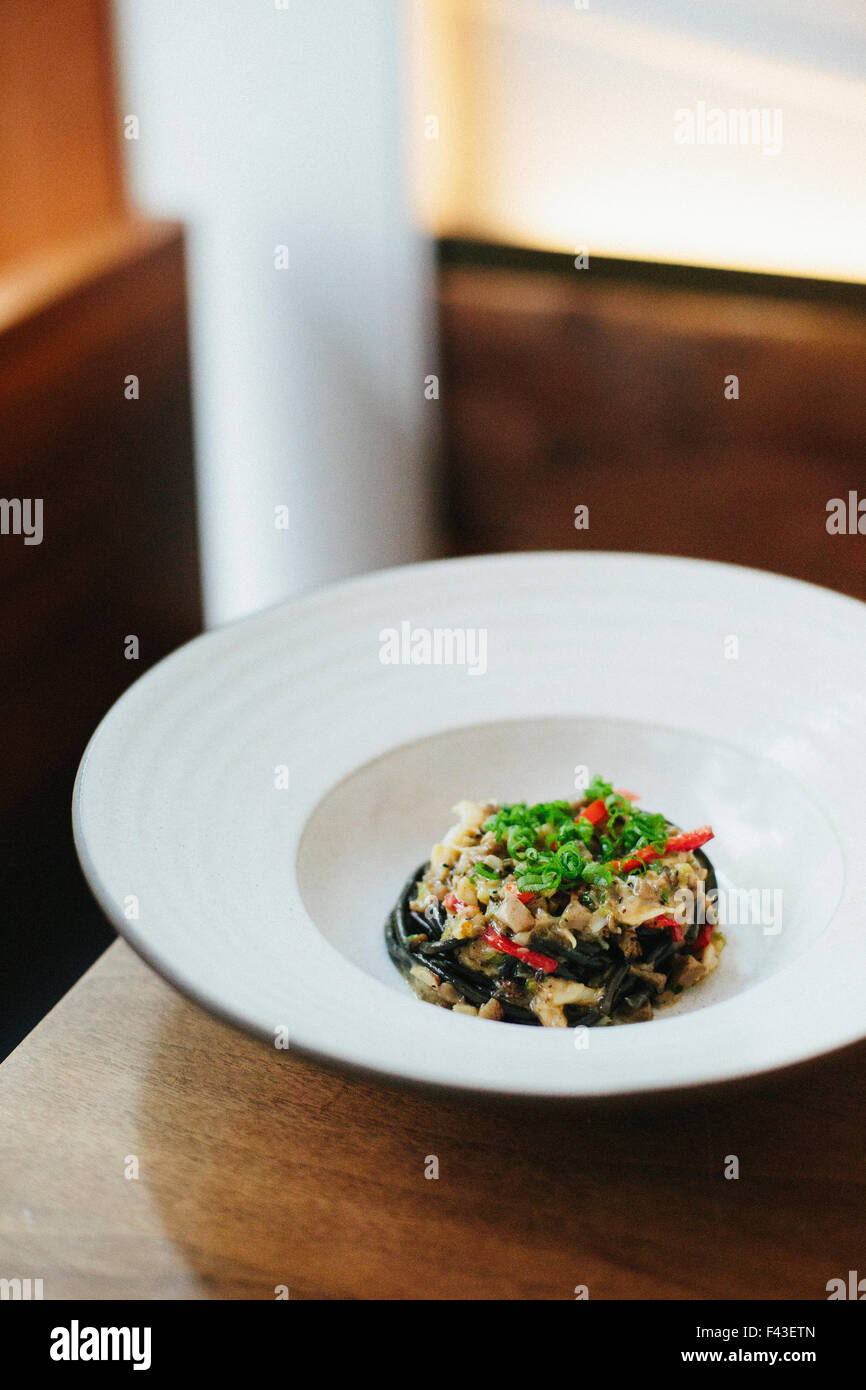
114,0,437,625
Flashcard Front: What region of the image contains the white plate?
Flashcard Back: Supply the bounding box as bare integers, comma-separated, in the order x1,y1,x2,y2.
73,552,866,1097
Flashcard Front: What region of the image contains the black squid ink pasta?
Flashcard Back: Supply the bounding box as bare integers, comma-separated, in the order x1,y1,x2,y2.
386,778,723,1027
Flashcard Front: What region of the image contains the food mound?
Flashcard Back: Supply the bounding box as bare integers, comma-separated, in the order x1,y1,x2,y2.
385,779,723,1027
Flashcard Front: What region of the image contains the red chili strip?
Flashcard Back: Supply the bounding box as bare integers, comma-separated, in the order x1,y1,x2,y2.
640,913,685,943
608,825,714,874
666,826,715,854
482,925,558,974
692,923,713,955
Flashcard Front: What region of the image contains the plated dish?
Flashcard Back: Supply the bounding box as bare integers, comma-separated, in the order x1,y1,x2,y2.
387,783,722,1026
73,552,863,1097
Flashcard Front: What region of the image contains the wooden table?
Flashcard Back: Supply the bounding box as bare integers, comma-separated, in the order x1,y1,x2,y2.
0,938,862,1300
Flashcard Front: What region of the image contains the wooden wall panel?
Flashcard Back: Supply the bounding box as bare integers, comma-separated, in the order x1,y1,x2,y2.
0,221,202,1058
0,1,202,1058
439,258,866,601
0,0,124,266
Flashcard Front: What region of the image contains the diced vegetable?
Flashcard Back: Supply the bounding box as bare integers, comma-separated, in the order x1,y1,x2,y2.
506,882,534,904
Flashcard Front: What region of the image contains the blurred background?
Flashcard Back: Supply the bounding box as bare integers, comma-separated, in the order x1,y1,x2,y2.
1,0,864,1057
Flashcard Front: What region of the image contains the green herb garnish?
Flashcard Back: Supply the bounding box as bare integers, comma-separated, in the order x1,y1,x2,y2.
482,781,673,896
470,861,499,881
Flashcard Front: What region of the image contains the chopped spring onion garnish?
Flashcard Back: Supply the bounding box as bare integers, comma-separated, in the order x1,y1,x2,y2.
481,792,682,895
